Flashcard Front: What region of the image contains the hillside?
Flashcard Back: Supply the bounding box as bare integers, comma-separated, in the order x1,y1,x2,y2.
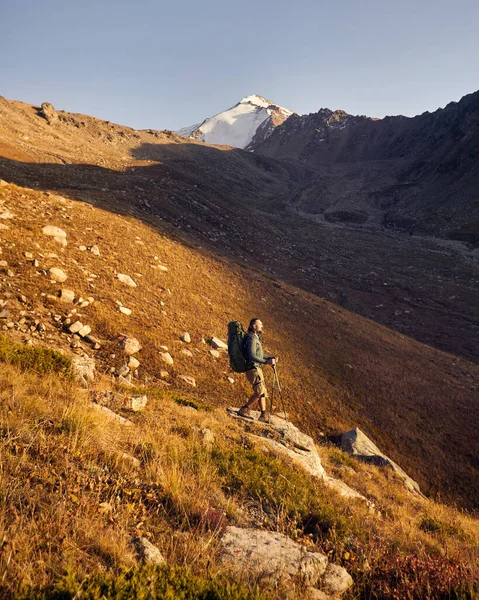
1,95,478,370
0,178,478,598
251,91,479,245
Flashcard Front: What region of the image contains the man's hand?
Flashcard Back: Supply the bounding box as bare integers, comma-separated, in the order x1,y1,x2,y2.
268,357,278,366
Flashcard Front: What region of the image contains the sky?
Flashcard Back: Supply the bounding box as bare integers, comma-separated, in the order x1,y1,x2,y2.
2,0,479,131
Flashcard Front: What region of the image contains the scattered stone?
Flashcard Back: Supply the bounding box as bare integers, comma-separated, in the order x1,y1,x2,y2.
157,265,168,272
42,225,67,238
0,261,8,268
160,352,174,365
117,273,137,287
227,377,235,384
79,245,87,251
180,348,193,357
159,345,168,351
0,309,10,319
0,210,14,220
84,335,101,349
209,349,220,358
119,306,132,315
126,395,148,412
48,267,68,283
68,321,83,334
119,336,142,355
180,332,191,343
178,375,196,387
54,236,67,247
36,322,46,332
90,245,100,256
340,428,423,495
211,336,228,350
128,356,140,370
24,252,34,259
91,403,133,426
117,375,135,387
117,452,140,470
117,364,130,377
159,370,169,379
321,563,354,597
132,537,165,565
78,324,92,338
72,355,95,385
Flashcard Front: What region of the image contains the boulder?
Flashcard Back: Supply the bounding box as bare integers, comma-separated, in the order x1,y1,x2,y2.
42,225,67,238
126,395,148,412
180,348,193,357
128,356,140,370
178,375,196,387
120,336,142,355
90,245,100,256
221,526,328,587
160,352,174,365
117,273,137,287
78,325,91,338
180,332,191,343
322,563,354,597
209,349,220,358
132,537,165,565
68,321,84,334
72,355,95,385
59,289,75,303
340,428,422,495
91,403,133,426
39,102,58,124
48,267,68,283
210,336,228,350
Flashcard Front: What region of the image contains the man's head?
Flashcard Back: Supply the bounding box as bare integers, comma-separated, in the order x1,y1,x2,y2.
248,317,263,334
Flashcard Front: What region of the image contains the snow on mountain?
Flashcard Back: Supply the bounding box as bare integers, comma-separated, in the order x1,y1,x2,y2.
177,94,294,150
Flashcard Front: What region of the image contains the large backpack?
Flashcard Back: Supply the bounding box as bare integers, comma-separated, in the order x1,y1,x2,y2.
227,321,248,373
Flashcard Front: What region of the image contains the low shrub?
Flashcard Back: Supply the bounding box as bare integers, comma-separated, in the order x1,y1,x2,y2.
0,335,73,377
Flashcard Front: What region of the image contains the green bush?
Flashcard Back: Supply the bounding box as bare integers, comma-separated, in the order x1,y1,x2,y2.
0,335,73,377
17,564,265,600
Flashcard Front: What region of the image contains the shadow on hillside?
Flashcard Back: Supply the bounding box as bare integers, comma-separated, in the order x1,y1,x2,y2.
0,145,478,367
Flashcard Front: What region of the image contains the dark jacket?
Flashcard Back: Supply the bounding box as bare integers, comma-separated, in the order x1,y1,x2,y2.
244,331,271,371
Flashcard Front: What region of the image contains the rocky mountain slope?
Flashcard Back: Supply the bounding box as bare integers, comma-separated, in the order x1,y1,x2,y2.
1,96,477,368
251,91,479,245
0,179,478,599
178,94,293,149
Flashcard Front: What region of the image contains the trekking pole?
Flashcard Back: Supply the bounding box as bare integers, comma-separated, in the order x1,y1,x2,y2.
273,365,288,422
269,366,275,417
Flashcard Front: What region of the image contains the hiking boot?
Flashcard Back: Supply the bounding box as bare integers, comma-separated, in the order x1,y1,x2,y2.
258,411,270,423
238,405,252,418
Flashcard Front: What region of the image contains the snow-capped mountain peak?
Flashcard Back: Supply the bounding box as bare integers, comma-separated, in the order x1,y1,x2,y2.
177,94,295,150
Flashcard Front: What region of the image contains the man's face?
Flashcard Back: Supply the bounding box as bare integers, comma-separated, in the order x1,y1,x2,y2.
254,320,263,334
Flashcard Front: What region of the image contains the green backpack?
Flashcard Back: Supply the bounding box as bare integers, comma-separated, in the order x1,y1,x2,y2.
227,321,248,373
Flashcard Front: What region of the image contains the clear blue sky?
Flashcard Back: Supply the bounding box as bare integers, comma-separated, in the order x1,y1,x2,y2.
2,0,478,130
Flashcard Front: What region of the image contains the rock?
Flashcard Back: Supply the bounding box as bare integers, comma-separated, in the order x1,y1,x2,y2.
91,403,133,426
72,355,95,385
117,364,130,377
126,395,148,412
117,452,140,470
120,336,142,355
117,375,135,387
321,563,354,597
24,252,34,259
201,428,215,446
0,309,10,319
42,225,67,238
119,306,132,315
117,273,137,287
0,261,8,268
178,375,196,387
133,536,165,565
90,245,100,256
54,236,67,247
160,352,174,365
78,325,92,338
180,348,193,357
39,102,58,124
68,321,84,334
128,356,140,370
36,322,46,332
159,345,169,351
59,289,75,303
84,335,101,349
159,370,169,379
180,332,191,343
211,336,228,350
209,349,220,358
157,265,168,272
221,526,328,587
0,210,14,220
79,245,87,251
340,428,423,495
48,267,68,283
227,377,235,384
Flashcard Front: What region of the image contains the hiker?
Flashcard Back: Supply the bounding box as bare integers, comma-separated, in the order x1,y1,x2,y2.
238,318,278,422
